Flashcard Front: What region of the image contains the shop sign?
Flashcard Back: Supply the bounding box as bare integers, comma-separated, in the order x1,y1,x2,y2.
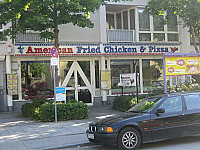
55,87,66,102
14,43,180,56
119,73,137,86
165,56,200,75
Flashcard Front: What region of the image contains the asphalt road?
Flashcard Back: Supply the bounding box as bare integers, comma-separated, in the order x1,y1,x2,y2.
65,136,200,150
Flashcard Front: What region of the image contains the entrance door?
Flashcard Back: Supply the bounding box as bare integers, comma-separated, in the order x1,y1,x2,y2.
61,61,95,104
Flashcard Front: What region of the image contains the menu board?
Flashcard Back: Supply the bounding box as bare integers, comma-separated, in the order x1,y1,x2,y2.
7,74,18,95
165,56,200,75
101,70,111,90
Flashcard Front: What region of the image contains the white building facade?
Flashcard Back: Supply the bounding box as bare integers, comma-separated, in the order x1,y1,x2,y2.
1,0,198,111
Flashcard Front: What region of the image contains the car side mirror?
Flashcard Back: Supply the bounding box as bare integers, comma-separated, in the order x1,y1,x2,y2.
156,108,165,114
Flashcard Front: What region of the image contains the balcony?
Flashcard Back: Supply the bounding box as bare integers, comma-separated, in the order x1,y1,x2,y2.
106,29,135,43
15,31,46,43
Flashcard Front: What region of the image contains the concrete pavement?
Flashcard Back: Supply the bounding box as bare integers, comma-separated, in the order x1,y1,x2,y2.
0,106,122,150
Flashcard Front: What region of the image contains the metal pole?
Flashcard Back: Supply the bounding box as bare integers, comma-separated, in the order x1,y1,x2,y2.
53,66,57,122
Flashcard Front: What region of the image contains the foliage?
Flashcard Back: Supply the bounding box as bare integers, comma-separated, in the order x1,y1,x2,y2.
112,95,146,112
21,100,88,122
168,83,200,92
146,0,200,52
24,81,53,100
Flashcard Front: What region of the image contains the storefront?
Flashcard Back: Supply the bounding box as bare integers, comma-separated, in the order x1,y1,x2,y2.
13,42,180,105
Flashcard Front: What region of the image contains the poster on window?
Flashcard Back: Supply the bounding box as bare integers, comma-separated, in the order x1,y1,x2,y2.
119,73,137,86
7,74,18,95
165,56,200,75
101,70,111,90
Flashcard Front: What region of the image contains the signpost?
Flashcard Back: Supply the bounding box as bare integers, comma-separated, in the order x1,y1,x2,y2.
50,47,58,122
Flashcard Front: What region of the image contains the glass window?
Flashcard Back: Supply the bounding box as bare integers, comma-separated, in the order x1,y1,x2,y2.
111,59,139,95
154,33,165,42
106,14,115,29
168,33,179,41
167,13,178,31
123,11,128,29
139,33,151,41
116,13,122,29
130,9,135,30
142,60,165,93
95,60,100,88
153,15,164,31
159,96,183,113
138,9,150,31
184,94,200,110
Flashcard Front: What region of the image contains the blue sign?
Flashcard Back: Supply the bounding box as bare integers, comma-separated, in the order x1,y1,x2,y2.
55,87,66,94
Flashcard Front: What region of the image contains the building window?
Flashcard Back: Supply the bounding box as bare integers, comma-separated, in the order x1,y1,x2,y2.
138,8,150,31
142,60,164,93
106,14,115,29
110,59,140,95
168,33,179,42
130,9,135,30
123,11,128,29
190,36,199,45
139,33,151,41
167,12,178,31
116,13,122,29
153,15,164,31
154,33,165,42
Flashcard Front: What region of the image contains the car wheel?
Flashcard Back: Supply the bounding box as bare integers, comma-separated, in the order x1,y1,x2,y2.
117,127,141,150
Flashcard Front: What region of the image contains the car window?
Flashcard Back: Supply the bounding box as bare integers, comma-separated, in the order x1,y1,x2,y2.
184,94,200,110
158,96,182,113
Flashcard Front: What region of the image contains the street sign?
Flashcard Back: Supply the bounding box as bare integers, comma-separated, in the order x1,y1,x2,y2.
51,47,58,57
51,57,58,66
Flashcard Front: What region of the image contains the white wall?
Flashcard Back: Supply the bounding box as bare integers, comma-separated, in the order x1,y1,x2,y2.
58,10,101,43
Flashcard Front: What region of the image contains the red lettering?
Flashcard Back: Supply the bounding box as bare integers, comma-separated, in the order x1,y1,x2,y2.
43,48,49,53
67,48,73,53
34,48,43,53
26,46,34,53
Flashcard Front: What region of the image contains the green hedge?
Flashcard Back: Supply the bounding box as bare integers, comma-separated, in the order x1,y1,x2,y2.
21,100,88,122
112,94,146,112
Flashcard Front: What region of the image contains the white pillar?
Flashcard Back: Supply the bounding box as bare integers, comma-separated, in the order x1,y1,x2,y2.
101,56,107,105
139,59,144,93
99,5,107,43
6,55,13,111
74,62,78,101
90,60,95,105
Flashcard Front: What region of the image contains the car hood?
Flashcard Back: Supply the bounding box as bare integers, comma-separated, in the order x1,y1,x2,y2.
91,112,143,126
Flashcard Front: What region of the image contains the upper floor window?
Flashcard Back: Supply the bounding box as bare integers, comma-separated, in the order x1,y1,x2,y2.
167,12,178,32
138,8,150,31
116,13,122,29
106,14,115,29
153,15,164,31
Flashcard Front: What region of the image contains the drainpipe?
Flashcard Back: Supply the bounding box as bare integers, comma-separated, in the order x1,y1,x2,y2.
6,55,13,111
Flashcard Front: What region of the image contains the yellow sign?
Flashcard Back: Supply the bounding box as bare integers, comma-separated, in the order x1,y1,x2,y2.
165,56,200,75
7,74,18,95
101,70,111,89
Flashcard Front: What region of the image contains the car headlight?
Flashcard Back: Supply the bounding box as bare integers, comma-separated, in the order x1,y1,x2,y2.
98,126,114,132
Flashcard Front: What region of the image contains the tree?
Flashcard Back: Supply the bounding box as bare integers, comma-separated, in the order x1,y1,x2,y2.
0,0,131,86
146,0,200,53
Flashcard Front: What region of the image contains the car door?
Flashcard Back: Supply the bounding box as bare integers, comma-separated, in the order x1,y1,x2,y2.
150,95,186,141
184,94,200,136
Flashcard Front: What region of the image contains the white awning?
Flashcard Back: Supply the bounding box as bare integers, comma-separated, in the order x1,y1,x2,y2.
0,56,5,61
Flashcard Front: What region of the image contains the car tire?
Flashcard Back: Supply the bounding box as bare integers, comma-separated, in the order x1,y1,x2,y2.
117,127,141,150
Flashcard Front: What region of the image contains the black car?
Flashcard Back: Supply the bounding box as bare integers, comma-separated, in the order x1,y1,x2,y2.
86,92,200,150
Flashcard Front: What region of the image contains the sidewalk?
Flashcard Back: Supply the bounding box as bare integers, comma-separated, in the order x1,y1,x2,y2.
0,106,122,150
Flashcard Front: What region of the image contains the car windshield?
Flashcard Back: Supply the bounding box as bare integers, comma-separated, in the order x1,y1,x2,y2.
128,96,164,113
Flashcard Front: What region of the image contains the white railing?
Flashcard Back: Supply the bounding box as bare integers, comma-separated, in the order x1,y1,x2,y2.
15,32,46,43
107,29,135,43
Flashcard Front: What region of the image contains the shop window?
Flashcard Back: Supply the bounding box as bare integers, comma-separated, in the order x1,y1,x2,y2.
123,11,128,29
142,60,164,93
106,14,115,29
154,33,165,42
168,33,179,42
153,15,164,31
139,33,151,41
95,61,100,88
130,9,135,30
111,59,139,95
138,8,150,31
116,13,122,29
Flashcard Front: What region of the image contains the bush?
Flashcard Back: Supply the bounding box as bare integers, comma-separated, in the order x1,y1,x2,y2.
112,94,146,112
21,99,88,122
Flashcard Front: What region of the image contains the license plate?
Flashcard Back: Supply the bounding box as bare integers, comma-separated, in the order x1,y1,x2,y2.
87,133,94,139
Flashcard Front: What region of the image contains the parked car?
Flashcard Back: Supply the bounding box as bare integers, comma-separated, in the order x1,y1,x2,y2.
86,91,200,150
